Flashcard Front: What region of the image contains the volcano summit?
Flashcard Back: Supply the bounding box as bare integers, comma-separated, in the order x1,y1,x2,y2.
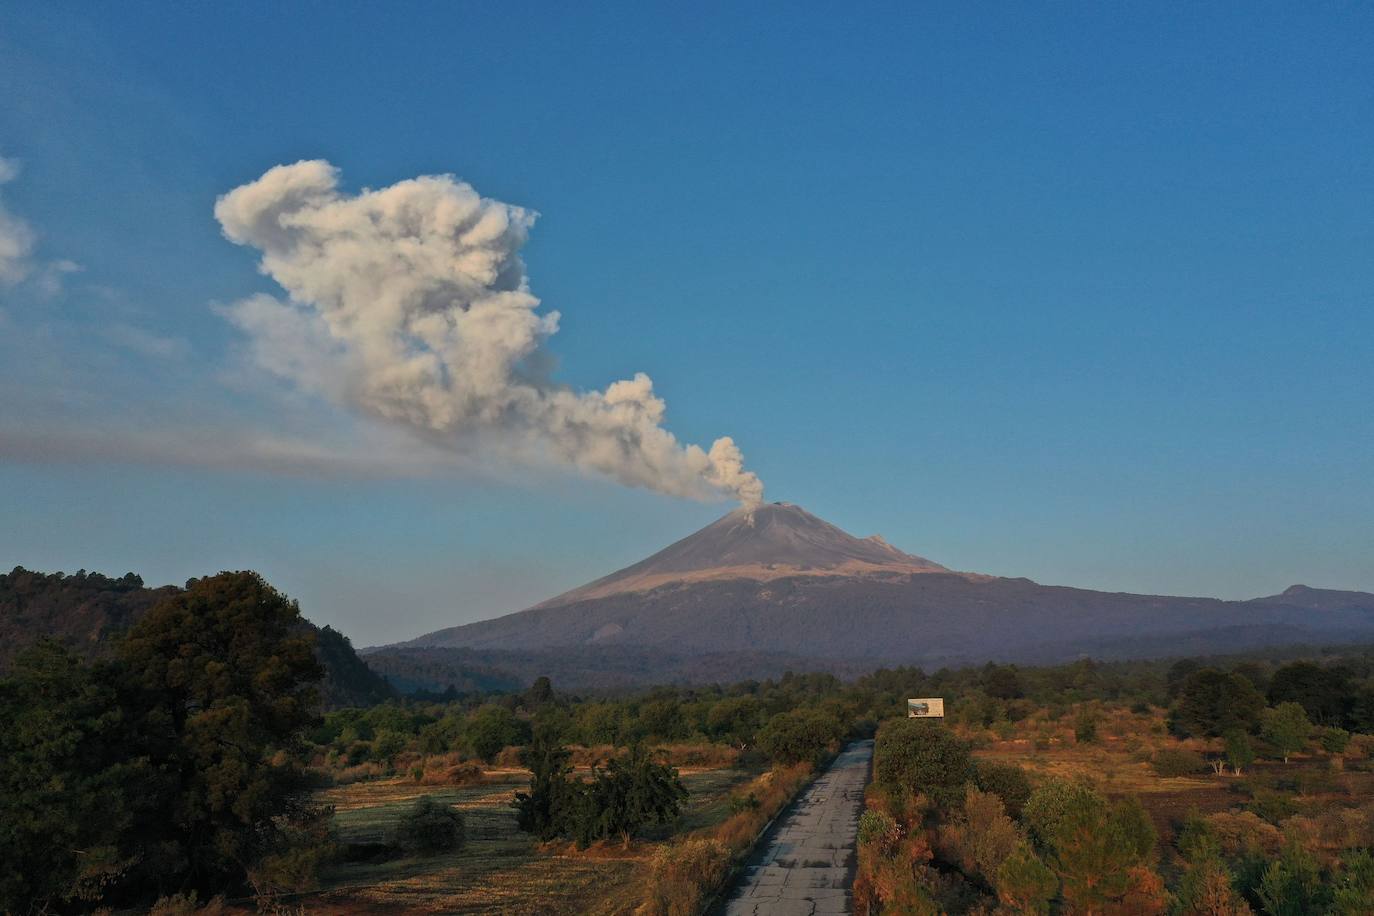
388,503,1374,675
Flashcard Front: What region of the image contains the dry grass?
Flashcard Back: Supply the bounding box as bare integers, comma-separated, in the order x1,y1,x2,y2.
306,758,757,914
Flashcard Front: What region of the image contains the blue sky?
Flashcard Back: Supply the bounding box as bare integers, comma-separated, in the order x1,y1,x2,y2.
1,3,1370,646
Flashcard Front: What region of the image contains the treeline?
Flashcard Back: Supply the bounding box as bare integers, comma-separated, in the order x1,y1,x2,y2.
301,646,1374,785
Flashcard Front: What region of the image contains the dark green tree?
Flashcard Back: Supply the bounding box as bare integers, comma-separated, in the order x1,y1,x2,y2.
526,675,554,707
0,644,144,911
1170,668,1265,737
586,743,688,847
513,733,575,840
1256,841,1329,915
117,571,325,892
1267,662,1351,727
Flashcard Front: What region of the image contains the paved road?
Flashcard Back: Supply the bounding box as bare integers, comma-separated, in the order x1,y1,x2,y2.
719,739,874,916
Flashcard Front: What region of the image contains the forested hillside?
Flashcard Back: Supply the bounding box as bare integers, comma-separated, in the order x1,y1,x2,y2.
1,566,392,707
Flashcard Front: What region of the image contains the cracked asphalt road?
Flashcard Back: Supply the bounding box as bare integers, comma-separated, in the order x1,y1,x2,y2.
718,739,873,916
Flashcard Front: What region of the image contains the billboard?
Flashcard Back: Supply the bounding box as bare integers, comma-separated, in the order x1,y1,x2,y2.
907,697,945,718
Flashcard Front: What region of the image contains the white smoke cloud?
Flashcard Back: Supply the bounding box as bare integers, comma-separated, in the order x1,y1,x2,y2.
214,160,763,506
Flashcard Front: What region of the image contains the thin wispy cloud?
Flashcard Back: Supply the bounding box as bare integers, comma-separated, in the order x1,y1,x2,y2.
0,155,37,285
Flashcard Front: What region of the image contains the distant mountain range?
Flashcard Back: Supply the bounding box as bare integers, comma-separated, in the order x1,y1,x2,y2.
0,566,393,708
367,503,1374,689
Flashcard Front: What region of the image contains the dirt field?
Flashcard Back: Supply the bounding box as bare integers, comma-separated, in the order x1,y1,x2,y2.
302,765,756,914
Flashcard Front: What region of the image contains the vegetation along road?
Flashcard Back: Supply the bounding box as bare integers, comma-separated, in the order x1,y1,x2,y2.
719,739,874,915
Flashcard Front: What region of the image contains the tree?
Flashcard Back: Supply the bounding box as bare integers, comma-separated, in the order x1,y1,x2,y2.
635,699,690,741
1171,669,1265,738
587,743,688,848
118,571,325,893
1330,850,1374,916
996,842,1058,915
576,702,627,745
874,719,974,812
982,664,1025,700
1224,729,1255,776
395,797,464,855
1167,659,1203,699
1267,662,1351,727
758,708,843,765
1320,727,1352,756
0,643,143,912
465,704,529,762
1174,856,1253,916
1256,842,1328,916
1260,703,1312,764
513,733,575,840
705,696,763,748
1027,782,1161,914
515,740,686,849
526,675,554,707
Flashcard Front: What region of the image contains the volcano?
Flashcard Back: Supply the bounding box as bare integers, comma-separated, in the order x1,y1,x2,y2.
533,502,952,607
384,503,1374,680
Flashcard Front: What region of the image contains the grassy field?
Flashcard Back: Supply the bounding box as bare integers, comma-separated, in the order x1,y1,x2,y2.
303,764,755,914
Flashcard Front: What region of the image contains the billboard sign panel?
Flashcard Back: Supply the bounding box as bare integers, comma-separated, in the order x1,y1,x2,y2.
907,697,945,718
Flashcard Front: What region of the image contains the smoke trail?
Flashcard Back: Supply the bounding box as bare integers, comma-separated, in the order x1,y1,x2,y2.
214,160,763,506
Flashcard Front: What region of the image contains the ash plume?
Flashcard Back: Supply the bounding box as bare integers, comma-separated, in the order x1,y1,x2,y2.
214,160,763,506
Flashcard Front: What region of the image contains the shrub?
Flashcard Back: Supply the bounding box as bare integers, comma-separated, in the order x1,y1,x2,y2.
1247,789,1298,826
1321,727,1352,756
943,786,1020,882
641,839,730,916
1073,709,1099,744
1022,779,1103,851
995,842,1057,915
1174,856,1250,916
974,761,1033,819
1203,811,1284,857
149,894,226,916
874,719,974,813
757,709,843,765
858,809,902,854
1151,748,1207,777
394,797,464,855
728,792,760,815
420,761,484,786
